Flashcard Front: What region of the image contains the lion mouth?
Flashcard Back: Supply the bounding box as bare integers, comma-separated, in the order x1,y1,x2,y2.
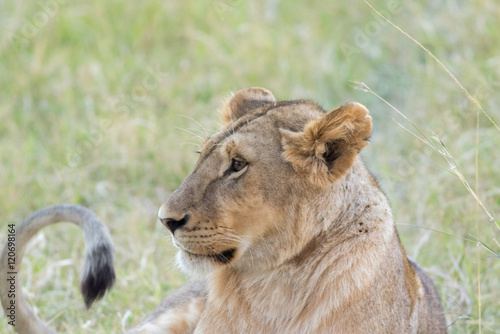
184,248,236,264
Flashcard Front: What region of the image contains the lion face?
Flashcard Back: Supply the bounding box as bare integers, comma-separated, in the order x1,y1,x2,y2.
158,88,371,276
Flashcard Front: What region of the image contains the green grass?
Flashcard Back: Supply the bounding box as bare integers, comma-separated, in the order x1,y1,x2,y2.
1,0,499,332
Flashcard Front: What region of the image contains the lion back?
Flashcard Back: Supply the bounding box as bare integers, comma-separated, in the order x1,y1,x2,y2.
409,258,447,333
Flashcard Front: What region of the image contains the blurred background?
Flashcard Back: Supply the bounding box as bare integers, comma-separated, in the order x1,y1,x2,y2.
1,0,499,332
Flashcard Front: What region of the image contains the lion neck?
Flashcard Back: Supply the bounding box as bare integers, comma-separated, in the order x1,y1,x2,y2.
204,158,395,331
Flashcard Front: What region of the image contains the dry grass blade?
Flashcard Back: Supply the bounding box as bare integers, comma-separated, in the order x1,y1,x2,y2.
355,81,500,233
362,0,500,134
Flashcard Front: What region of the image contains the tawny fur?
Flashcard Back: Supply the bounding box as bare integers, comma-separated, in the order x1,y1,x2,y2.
221,87,276,124
156,87,447,333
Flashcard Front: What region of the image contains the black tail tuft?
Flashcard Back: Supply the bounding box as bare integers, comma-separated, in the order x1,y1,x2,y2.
80,244,116,308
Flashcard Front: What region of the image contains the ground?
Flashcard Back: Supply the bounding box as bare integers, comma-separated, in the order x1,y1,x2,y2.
0,0,499,333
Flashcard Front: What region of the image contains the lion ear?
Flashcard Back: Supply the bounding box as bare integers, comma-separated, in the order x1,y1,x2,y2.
281,102,372,187
221,87,276,125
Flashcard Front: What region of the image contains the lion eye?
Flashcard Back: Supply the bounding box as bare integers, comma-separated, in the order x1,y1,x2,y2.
230,158,247,172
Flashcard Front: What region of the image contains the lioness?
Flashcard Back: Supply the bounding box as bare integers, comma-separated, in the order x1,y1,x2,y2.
1,87,446,333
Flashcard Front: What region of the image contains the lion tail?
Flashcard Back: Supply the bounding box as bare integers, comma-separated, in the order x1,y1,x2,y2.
1,204,116,334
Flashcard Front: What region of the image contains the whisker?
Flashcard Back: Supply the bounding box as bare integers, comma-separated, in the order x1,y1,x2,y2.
173,126,206,142
177,114,210,138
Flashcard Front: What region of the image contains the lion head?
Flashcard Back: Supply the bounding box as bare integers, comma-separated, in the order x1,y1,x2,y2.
158,87,372,276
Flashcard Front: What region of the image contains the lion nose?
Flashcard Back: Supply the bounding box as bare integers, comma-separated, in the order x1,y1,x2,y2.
158,204,189,234
161,215,189,234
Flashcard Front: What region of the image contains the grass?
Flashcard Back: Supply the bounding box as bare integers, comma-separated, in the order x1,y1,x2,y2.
1,0,499,332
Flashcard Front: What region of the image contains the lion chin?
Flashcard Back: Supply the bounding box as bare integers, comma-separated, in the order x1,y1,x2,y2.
175,246,239,277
